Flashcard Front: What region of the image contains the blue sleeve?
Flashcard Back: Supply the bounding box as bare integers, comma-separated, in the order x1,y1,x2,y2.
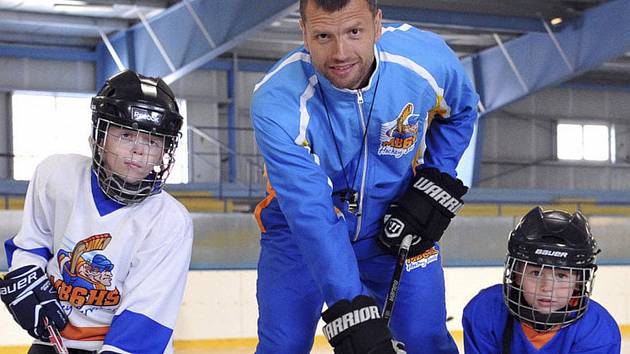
251,95,365,306
5,237,52,268
102,309,172,353
422,42,479,178
462,286,504,354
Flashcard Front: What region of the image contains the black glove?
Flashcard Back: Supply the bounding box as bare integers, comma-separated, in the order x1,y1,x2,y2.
379,167,468,257
0,265,68,340
322,295,406,354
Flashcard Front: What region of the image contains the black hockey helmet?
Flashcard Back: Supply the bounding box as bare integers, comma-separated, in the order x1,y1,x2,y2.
90,70,183,205
91,69,183,139
507,206,598,268
503,207,600,331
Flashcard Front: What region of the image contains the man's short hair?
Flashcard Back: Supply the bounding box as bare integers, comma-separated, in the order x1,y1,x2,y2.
299,0,378,20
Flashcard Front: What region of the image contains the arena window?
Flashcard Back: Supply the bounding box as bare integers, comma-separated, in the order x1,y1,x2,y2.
11,92,188,182
556,122,613,162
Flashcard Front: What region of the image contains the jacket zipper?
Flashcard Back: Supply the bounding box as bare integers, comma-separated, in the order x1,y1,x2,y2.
354,89,369,241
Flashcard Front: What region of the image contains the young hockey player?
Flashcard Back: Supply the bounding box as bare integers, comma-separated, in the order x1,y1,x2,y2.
0,69,193,354
463,206,621,354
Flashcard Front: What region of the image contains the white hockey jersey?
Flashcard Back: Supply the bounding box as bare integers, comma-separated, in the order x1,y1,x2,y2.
6,154,193,353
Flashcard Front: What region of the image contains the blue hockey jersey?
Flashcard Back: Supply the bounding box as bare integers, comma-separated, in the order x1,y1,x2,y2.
463,284,621,354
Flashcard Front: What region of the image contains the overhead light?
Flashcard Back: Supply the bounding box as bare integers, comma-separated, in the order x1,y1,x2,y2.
53,2,113,12
54,0,87,4
550,17,563,26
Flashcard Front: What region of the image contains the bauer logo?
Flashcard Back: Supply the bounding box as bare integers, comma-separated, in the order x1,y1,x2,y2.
535,249,568,258
0,270,39,295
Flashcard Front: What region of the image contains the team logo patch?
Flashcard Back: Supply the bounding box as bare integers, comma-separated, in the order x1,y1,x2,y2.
55,233,120,310
378,103,421,158
405,247,439,271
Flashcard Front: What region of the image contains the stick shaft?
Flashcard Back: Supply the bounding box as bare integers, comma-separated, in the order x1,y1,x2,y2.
44,317,69,354
382,234,413,325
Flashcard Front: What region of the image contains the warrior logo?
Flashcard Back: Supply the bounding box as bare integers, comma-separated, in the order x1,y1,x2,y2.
378,103,421,158
323,305,381,340
384,218,405,238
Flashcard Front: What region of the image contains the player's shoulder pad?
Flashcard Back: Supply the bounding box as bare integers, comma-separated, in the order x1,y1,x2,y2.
37,153,88,171
157,191,193,225
34,153,90,184
465,284,505,312
463,284,508,332
574,299,622,340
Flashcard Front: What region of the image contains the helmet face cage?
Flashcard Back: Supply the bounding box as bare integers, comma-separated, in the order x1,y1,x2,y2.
91,117,180,204
90,70,183,205
503,255,595,331
502,207,600,331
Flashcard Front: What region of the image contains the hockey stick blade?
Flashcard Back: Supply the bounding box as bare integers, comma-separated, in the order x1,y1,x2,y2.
382,234,413,325
43,317,69,354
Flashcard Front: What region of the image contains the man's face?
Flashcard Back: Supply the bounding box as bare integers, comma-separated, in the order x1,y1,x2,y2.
300,0,382,89
101,125,165,183
518,264,578,314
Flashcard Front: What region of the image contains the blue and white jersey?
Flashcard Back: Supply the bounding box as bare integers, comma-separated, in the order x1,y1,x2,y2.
251,23,479,305
463,284,621,354
5,154,193,353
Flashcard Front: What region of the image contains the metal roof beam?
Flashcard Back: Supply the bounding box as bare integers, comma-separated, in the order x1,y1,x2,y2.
0,32,98,48
83,0,167,7
380,5,546,33
467,0,630,186
97,0,298,85
0,43,96,62
464,0,630,114
0,10,128,33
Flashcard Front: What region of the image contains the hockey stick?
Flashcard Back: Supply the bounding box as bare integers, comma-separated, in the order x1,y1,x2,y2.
382,234,413,326
69,233,112,274
44,317,69,354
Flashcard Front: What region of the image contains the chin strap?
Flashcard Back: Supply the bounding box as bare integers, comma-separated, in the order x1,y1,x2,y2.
502,314,513,354
97,165,156,204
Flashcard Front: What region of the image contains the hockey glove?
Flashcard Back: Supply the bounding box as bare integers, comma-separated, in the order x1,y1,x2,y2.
379,167,468,258
322,295,406,354
0,265,68,340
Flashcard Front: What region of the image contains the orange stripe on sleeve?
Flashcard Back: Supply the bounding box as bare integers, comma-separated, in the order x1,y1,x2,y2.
254,166,276,233
61,323,109,341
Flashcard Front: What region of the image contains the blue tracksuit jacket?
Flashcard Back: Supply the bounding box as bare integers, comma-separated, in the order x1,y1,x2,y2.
251,23,478,353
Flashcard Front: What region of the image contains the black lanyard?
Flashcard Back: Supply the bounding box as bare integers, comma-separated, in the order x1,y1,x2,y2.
318,72,381,214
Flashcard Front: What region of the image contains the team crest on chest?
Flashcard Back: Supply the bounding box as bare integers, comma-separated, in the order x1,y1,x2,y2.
378,103,421,158
54,233,120,310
